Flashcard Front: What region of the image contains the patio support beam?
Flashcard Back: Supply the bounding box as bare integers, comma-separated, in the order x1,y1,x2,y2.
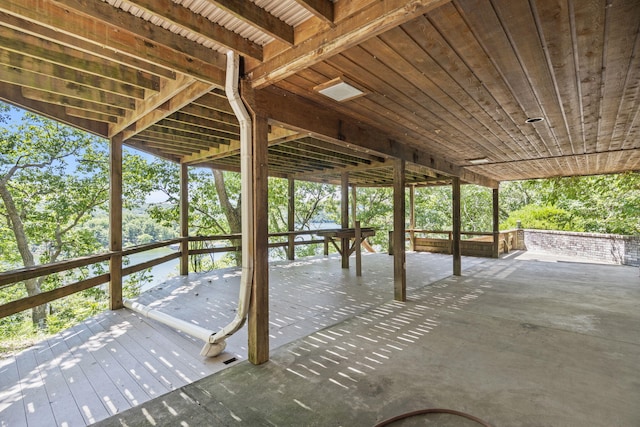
341,172,349,269
180,163,189,275
493,187,500,258
409,184,416,251
452,177,461,276
109,134,123,310
255,87,497,188
287,177,295,261
351,185,357,227
393,159,406,301
249,114,270,365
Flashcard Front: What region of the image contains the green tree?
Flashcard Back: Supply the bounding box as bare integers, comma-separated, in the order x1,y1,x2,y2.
0,104,149,328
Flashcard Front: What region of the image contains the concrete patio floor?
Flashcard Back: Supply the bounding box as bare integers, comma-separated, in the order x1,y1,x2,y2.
92,251,640,427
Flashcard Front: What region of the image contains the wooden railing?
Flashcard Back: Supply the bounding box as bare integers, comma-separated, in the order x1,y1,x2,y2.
0,230,337,319
389,229,521,258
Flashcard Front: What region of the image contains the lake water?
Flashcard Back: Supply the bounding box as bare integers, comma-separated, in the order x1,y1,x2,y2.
128,223,341,292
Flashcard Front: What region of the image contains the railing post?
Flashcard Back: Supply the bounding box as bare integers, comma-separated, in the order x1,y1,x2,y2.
109,134,123,310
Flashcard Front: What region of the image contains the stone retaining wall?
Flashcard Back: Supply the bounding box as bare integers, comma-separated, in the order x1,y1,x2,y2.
523,229,640,266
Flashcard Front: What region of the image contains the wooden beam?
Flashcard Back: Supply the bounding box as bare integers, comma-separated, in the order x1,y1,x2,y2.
287,178,295,261
393,159,406,301
109,134,123,310
492,187,500,258
341,172,349,269
125,0,264,59
0,10,170,82
0,81,108,136
0,0,226,85
249,114,270,365
248,0,449,88
0,64,137,109
207,0,294,45
118,80,218,140
291,0,334,25
255,87,498,188
452,177,461,276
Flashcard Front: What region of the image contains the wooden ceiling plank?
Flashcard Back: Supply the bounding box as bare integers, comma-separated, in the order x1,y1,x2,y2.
141,129,226,147
125,0,264,59
0,0,226,85
256,86,497,188
0,10,171,82
359,35,514,161
125,140,182,163
192,93,234,115
491,0,572,158
248,0,450,88
455,0,559,164
594,0,640,152
401,17,528,161
290,160,389,181
0,81,108,136
0,50,146,99
118,80,218,140
429,3,544,162
21,87,126,116
183,140,240,164
206,0,293,45
134,132,217,150
0,64,137,109
270,145,358,168
291,0,334,24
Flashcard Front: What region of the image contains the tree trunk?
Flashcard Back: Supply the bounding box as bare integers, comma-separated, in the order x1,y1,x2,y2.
0,181,47,327
212,169,242,266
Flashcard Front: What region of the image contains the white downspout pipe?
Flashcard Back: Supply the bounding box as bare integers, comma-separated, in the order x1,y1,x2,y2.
199,50,255,357
124,51,254,358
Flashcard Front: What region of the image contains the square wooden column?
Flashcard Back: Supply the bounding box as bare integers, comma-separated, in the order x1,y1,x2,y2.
340,172,349,269
351,185,357,227
109,134,123,310
180,163,189,275
249,114,269,365
492,187,500,258
287,177,295,260
452,177,461,276
409,184,416,251
393,159,406,301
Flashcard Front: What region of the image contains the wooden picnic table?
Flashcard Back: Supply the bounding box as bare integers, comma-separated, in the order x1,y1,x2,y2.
315,224,375,276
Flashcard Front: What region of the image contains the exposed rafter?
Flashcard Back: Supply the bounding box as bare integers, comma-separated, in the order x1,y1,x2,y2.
0,0,226,86
291,0,334,25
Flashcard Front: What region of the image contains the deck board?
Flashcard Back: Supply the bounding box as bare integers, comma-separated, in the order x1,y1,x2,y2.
0,253,483,427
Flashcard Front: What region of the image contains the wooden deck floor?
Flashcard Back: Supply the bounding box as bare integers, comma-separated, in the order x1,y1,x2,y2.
0,252,484,427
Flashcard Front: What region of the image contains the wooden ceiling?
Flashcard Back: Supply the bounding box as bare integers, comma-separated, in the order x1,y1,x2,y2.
1,0,639,187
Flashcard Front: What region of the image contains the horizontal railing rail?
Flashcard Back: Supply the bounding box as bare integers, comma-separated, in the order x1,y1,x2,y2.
0,229,345,319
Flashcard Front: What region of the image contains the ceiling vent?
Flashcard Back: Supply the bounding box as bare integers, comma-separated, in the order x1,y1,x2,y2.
314,77,366,102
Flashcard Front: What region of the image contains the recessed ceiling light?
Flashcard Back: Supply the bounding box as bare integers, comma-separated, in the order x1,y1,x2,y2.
314,77,366,102
468,157,490,165
525,117,544,123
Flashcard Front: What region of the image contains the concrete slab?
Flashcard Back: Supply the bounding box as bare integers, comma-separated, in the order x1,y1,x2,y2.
94,253,640,427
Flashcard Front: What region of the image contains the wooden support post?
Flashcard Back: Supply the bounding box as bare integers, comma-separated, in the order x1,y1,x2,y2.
452,177,461,276
393,159,406,301
287,177,295,260
388,230,394,256
179,163,189,275
492,187,500,258
351,185,357,227
355,220,362,277
409,184,416,251
341,172,349,269
109,134,123,310
249,114,269,365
